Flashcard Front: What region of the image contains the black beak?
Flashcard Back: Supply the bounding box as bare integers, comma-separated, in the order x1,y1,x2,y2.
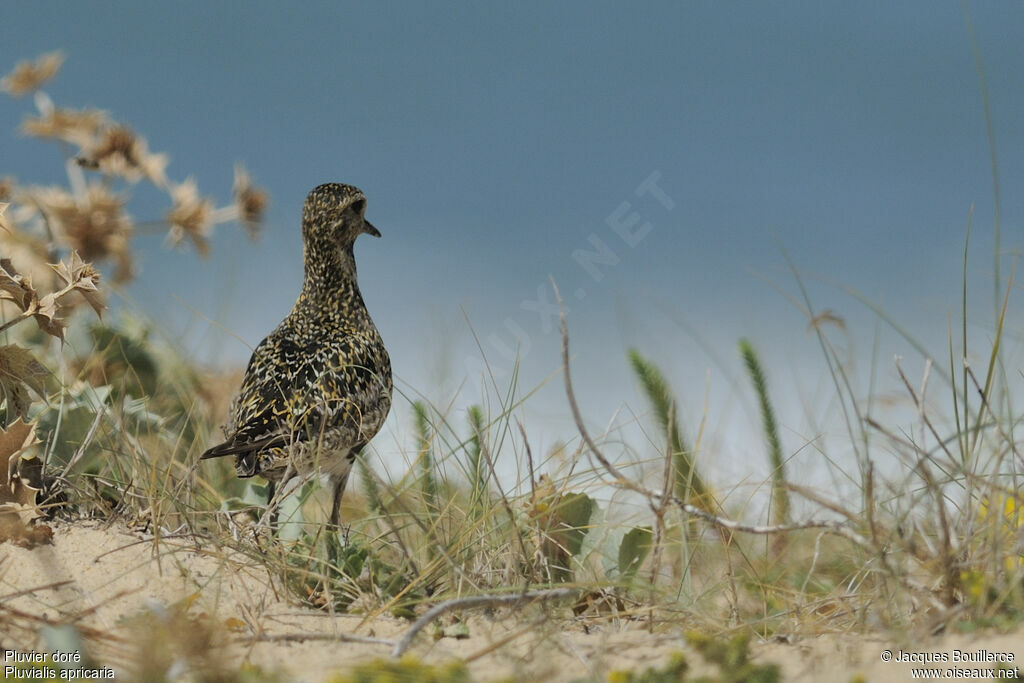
363,219,381,238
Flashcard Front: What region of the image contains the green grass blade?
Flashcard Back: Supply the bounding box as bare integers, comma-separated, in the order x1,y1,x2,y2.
627,348,711,510
412,401,439,515
357,453,384,515
738,338,789,525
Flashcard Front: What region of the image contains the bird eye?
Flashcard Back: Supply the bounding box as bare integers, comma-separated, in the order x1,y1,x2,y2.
351,200,366,215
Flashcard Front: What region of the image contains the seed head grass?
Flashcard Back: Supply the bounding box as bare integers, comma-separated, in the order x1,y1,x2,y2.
738,338,789,528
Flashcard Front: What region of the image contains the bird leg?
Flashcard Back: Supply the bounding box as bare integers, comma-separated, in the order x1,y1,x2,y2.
329,471,352,530
265,480,278,528
264,463,296,533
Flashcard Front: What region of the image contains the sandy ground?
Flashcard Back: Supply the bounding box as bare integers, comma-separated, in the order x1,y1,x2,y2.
2,521,1022,681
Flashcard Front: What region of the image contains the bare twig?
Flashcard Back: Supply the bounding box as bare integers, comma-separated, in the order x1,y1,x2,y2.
248,632,396,646
0,580,73,602
391,587,576,657
0,602,126,644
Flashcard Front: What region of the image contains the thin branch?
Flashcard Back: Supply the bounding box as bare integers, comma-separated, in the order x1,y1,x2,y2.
0,580,73,602
248,632,395,647
391,588,576,657
0,309,33,335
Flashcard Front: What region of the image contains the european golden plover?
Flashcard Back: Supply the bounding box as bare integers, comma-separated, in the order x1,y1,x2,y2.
201,183,392,528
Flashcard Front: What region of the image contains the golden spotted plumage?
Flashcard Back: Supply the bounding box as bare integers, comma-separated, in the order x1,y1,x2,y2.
201,183,392,527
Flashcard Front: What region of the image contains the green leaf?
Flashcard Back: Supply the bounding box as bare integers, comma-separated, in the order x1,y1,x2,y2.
618,526,654,580
218,496,254,512
241,482,269,506
331,539,368,578
556,491,594,556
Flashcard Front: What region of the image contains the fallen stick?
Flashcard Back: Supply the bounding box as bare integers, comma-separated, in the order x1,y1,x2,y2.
391,587,576,657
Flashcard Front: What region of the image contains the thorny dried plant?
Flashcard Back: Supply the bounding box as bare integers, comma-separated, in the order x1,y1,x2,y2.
0,51,270,546
21,105,107,149
166,177,218,256
85,124,169,185
0,344,48,421
0,418,51,547
1,50,268,285
233,164,269,240
0,248,103,445
22,183,133,281
0,51,64,98
0,251,103,342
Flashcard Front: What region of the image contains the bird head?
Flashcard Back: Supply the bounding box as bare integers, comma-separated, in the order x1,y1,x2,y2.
301,183,381,247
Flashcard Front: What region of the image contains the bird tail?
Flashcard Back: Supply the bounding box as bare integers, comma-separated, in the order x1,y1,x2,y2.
200,432,288,460
199,442,238,460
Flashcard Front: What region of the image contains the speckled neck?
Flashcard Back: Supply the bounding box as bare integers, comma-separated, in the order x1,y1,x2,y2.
297,240,366,318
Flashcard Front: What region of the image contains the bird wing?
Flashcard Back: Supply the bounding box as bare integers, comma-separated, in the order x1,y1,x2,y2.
199,331,293,464
200,326,391,469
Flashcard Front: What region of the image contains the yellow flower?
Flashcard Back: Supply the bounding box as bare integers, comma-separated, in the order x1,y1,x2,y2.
977,493,1024,571
959,568,986,604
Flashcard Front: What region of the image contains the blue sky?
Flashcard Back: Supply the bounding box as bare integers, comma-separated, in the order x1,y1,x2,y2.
4,3,1023,496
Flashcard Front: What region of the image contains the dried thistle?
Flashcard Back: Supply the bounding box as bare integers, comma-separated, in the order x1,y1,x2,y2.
84,124,169,186
0,251,105,342
0,347,48,421
50,250,104,317
0,418,51,547
232,164,268,239
0,257,67,340
0,214,59,293
21,106,109,149
30,183,134,282
0,258,37,312
1,51,64,98
166,178,214,256
7,51,271,281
